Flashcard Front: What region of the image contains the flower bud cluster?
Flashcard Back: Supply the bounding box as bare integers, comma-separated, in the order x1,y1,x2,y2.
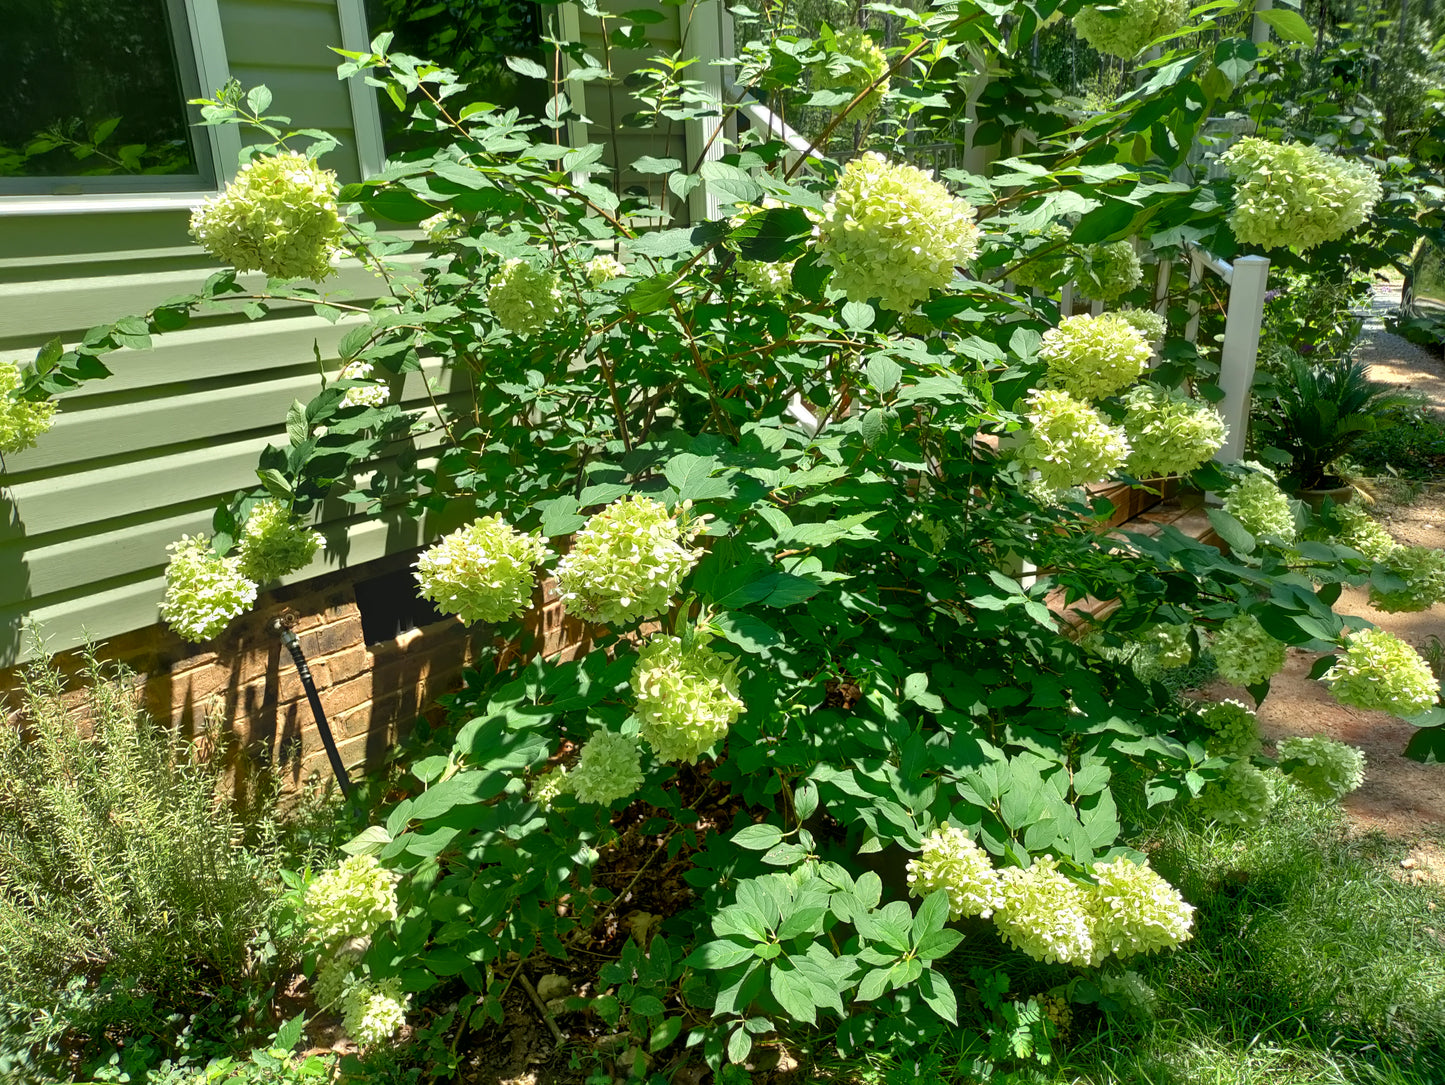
341,977,409,1049
811,27,890,114
1073,241,1143,302
568,729,645,805
1039,313,1151,402
414,516,550,625
1221,138,1382,251
1074,0,1190,58
905,823,1004,919
1198,699,1262,758
529,766,572,808
1210,613,1287,687
159,535,258,643
1,362,56,455
1121,384,1228,479
1195,759,1276,826
1369,545,1445,613
1276,735,1366,800
1018,388,1131,492
236,500,322,584
303,854,400,949
487,258,564,333
556,496,702,626
1223,472,1296,540
586,254,626,286
1324,628,1438,717
188,152,345,281
631,635,745,764
813,152,980,312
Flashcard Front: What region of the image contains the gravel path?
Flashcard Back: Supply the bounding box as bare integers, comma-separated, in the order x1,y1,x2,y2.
1356,281,1445,412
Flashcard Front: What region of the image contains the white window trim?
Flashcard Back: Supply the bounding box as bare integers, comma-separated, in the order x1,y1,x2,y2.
337,0,387,181
0,0,241,217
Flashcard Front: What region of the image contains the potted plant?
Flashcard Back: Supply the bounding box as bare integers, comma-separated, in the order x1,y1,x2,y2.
1256,352,1415,508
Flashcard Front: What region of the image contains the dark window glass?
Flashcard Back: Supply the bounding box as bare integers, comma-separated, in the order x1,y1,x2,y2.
0,0,211,192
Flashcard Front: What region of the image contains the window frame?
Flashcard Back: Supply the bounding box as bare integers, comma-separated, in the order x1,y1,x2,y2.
0,0,241,216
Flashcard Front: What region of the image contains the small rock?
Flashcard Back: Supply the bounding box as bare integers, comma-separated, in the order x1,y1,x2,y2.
536,973,572,1002
1402,856,1419,869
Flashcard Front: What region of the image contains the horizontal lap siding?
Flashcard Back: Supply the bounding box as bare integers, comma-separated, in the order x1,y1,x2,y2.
0,0,401,665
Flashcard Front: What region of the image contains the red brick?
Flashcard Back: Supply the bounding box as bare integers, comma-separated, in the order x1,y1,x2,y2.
322,672,374,717
321,645,370,682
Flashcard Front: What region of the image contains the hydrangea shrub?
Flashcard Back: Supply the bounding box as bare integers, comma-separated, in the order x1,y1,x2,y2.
1223,471,1296,540
1122,384,1228,478
235,500,323,583
1369,545,1445,612
303,854,400,949
1210,613,1287,688
906,823,1004,919
487,257,564,333
1073,0,1189,58
1276,736,1366,799
569,729,645,805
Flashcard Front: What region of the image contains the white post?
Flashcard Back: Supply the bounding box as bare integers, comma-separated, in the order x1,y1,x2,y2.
1214,254,1271,464
686,0,730,223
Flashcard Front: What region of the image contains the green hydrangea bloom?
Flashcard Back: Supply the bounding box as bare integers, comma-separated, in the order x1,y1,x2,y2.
487,257,564,333
1142,622,1193,669
1117,306,1167,344
1009,223,1073,292
811,26,890,114
813,152,980,312
529,766,572,808
1122,384,1228,478
313,952,360,1009
739,259,794,295
1223,472,1296,540
1329,502,1397,562
1074,0,1190,57
1087,855,1195,959
905,822,1003,919
556,496,702,626
1324,628,1438,717
414,516,550,626
1072,241,1143,302
236,500,322,583
631,634,745,764
303,854,400,949
1369,545,1445,613
337,360,389,409
188,152,345,281
159,535,258,643
569,729,645,805
1,361,57,455
1195,760,1276,826
1039,313,1151,402
1276,735,1366,800
341,978,408,1048
994,856,1100,966
1198,698,1262,758
586,254,626,285
1211,613,1287,687
1221,138,1383,251
1018,388,1131,491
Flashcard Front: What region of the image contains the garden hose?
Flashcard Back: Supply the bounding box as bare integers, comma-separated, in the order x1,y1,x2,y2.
274,620,356,801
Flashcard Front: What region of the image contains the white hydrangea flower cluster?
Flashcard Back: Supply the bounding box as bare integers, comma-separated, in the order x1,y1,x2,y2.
1074,0,1190,58
1142,622,1193,669
1017,388,1131,491
1223,472,1296,540
303,854,401,949
1039,313,1152,402
739,260,794,295
1009,223,1072,291
994,856,1100,966
1324,628,1438,717
529,766,572,808
1221,138,1383,251
313,952,360,1009
1276,736,1366,800
1073,241,1144,302
1099,970,1159,1016
338,361,390,409
905,823,1004,919
341,977,409,1049
811,27,890,114
1210,613,1287,687
556,496,702,626
1369,545,1445,613
812,152,980,312
631,635,745,764
1118,307,1167,344
486,258,564,333
568,729,645,805
586,254,626,286
1,361,57,455
413,516,550,626
1329,502,1397,562
1198,699,1262,758
159,535,258,643
420,211,465,242
1195,760,1276,826
188,152,345,281
1089,855,1195,959
236,500,322,583
1121,384,1228,479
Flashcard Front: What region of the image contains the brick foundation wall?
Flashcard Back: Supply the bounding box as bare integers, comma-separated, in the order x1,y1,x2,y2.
1,550,596,793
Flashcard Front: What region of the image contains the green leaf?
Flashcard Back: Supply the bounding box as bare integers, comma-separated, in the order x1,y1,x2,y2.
686,939,755,969
866,356,902,394
769,965,818,1025
714,610,782,653
911,890,950,943
732,824,786,850
629,228,697,259
287,399,309,447
917,968,958,1024
841,301,875,330
1258,9,1315,45
1207,508,1256,553
1404,726,1445,764
341,824,393,856
624,273,677,313
649,1017,684,1052
247,85,274,114
633,155,682,174
731,206,812,261
506,55,549,79
630,994,665,1017
663,452,733,502
914,928,963,961
1213,38,1258,85
727,1027,753,1064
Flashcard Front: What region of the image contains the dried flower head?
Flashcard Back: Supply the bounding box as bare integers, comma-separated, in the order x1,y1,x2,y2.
631,634,745,764
1221,138,1383,251
236,500,322,583
303,854,400,949
1,361,56,455
1018,388,1132,491
1276,735,1366,799
487,257,564,333
906,822,1004,919
188,151,345,281
568,729,645,806
159,535,258,643
1122,384,1228,479
1324,627,1438,717
414,516,550,625
1039,313,1152,402
556,496,702,626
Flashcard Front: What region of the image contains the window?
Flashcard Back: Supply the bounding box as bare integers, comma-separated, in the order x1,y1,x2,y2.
0,0,220,196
